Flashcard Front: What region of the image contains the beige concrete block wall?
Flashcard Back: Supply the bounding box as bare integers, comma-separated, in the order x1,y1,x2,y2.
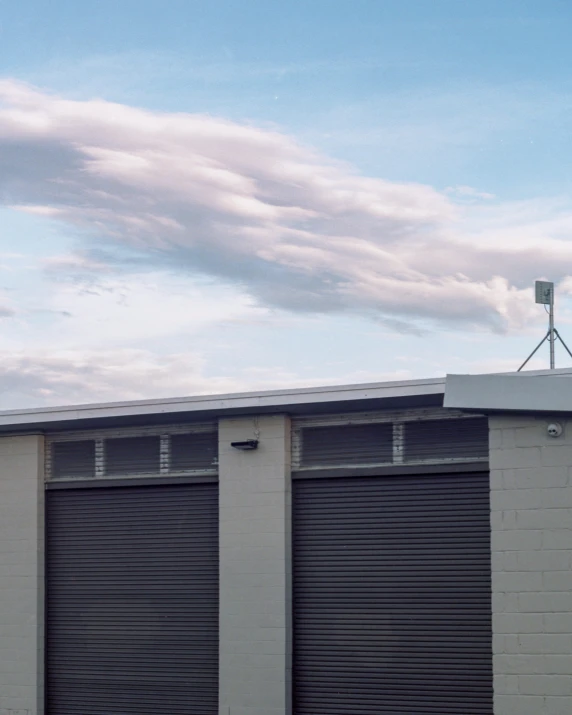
0,435,45,715
218,415,292,715
490,415,572,715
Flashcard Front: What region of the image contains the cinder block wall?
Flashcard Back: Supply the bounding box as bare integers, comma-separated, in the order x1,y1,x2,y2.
218,415,292,715
0,434,45,715
490,415,572,715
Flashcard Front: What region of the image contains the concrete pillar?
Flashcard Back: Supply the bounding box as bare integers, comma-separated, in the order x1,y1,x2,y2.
218,415,291,715
0,435,45,715
490,415,572,715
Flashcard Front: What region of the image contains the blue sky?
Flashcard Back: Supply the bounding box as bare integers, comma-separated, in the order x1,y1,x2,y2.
0,0,571,406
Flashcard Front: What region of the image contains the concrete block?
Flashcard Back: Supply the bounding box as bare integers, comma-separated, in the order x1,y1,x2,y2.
543,571,572,592
544,696,572,715
490,415,534,430
517,634,572,655
519,592,572,613
542,530,572,550
221,708,286,715
494,693,544,715
221,491,288,509
490,429,503,450
491,489,547,511
541,446,572,467
502,510,518,528
493,613,544,634
516,550,571,572
499,469,516,489
544,613,572,633
504,467,568,489
491,447,541,470
540,655,572,674
491,551,504,571
493,634,507,654
513,424,572,449
515,509,572,530
513,426,544,448
490,468,504,490
495,653,547,675
495,674,520,694
518,675,572,696
538,488,572,509
492,571,543,593
491,530,543,551
492,592,507,613
502,429,517,448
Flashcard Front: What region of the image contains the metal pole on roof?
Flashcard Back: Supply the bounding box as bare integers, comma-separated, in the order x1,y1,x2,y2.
518,280,570,371
549,284,555,370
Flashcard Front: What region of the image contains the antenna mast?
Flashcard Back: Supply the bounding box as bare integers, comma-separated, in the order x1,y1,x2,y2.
518,281,572,371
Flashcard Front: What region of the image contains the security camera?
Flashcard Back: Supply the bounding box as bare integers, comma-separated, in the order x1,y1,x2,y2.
547,423,563,438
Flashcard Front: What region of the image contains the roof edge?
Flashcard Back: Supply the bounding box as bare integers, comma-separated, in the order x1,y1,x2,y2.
0,377,446,429
444,372,572,413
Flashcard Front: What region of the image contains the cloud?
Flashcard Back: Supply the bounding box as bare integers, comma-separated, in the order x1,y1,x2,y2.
2,79,572,332
43,252,117,280
0,348,413,409
0,349,237,407
43,272,262,348
0,288,17,318
445,185,495,201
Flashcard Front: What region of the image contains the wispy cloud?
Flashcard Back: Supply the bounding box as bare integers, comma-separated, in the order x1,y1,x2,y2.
0,304,15,317
445,185,495,202
0,349,239,407
0,347,412,409
1,79,572,333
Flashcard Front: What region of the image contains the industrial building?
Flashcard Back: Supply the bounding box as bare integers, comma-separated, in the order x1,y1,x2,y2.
1,368,572,715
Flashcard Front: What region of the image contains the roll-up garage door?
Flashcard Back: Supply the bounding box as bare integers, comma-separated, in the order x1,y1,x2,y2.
46,482,218,715
293,472,492,715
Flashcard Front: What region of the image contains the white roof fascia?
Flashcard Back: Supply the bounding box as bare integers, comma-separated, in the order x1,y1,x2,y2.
0,377,446,429
444,372,572,413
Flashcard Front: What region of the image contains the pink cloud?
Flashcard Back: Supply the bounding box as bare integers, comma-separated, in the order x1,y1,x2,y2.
1,79,572,332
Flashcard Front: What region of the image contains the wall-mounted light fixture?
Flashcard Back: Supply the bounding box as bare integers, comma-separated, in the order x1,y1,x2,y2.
230,439,259,451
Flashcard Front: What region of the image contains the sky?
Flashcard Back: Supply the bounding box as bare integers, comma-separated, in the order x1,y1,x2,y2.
1,0,572,408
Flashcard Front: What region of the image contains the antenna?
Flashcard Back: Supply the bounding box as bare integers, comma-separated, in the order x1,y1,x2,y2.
518,281,572,371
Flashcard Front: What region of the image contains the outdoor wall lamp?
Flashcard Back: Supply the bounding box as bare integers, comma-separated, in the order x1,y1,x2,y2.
230,439,259,450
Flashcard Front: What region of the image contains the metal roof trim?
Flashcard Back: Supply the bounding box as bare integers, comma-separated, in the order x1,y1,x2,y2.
0,377,446,429
444,371,572,413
